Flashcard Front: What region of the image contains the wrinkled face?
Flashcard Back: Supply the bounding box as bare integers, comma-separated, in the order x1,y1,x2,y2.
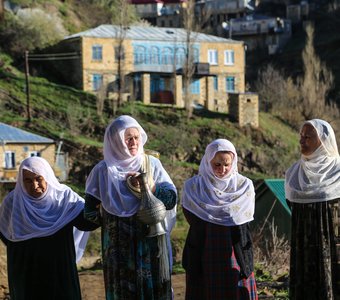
124,127,140,156
210,151,234,178
23,169,47,199
300,124,321,156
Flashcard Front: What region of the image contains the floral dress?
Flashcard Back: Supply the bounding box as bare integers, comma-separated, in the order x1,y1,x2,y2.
85,185,177,300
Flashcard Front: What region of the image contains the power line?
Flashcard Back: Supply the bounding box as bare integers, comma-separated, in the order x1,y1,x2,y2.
28,52,80,57
28,56,80,61
0,89,104,162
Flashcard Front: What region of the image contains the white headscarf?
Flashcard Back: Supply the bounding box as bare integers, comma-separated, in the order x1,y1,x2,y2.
85,115,177,240
182,139,255,226
285,119,340,203
0,156,89,262
86,115,148,216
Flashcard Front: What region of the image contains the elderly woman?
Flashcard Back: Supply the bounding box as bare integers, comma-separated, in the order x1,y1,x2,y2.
85,115,177,300
285,119,340,299
182,139,257,300
0,156,98,300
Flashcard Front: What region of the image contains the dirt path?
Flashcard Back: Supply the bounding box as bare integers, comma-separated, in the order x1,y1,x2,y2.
0,245,186,300
79,271,186,300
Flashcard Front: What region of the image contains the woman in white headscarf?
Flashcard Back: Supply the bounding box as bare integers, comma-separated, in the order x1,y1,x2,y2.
182,139,257,300
0,156,98,300
85,115,177,300
285,119,340,300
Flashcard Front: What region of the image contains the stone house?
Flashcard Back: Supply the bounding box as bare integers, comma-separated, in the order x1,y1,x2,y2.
0,123,57,182
224,14,292,54
44,25,258,124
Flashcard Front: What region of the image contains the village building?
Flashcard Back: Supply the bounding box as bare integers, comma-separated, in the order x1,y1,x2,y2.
0,122,62,182
44,25,258,126
221,14,292,54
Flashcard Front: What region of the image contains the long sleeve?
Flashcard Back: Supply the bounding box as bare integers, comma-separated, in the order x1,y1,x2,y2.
84,194,102,225
72,210,100,231
154,185,177,210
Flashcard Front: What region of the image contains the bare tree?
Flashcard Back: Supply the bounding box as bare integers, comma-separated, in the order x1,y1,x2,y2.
256,23,340,131
255,64,287,112
182,0,199,118
97,0,139,113
96,82,107,119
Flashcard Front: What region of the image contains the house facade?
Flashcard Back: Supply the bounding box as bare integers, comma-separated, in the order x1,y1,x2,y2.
0,123,56,181
130,0,254,30
130,0,185,27
47,25,258,116
223,14,292,54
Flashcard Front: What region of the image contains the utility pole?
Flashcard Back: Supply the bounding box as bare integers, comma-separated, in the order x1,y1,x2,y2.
24,50,31,123
0,0,4,22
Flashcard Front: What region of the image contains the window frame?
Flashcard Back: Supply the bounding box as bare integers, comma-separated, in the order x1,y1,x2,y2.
4,151,15,169
92,44,103,61
92,73,103,91
224,50,235,66
226,76,235,92
208,49,218,65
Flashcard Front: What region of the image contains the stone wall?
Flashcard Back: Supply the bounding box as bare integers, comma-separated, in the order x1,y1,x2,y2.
229,93,259,127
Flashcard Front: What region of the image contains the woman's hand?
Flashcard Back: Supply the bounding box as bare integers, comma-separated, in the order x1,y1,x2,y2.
126,172,141,189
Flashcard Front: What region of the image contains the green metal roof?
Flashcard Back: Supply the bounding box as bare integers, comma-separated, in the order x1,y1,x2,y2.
264,179,291,215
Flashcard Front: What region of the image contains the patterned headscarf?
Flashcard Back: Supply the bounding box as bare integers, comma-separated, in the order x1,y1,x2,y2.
285,119,340,203
182,139,255,226
0,156,88,262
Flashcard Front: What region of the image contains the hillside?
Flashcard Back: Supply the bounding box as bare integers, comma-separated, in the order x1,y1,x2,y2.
247,5,340,105
0,52,299,192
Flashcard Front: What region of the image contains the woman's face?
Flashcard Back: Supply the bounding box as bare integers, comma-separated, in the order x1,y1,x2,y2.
23,169,47,198
124,127,140,156
300,123,321,156
210,151,233,178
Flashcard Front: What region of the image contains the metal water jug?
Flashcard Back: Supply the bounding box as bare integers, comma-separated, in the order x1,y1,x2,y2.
136,172,166,237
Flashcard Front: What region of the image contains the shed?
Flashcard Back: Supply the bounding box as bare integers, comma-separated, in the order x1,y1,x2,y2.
0,122,56,181
253,179,291,239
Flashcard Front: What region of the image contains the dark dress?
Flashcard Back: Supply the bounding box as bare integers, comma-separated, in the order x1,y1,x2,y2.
85,185,177,300
289,199,340,300
0,211,99,300
182,208,258,300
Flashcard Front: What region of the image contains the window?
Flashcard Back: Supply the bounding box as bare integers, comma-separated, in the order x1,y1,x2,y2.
213,76,218,91
29,151,41,157
162,47,173,65
93,74,103,91
226,76,235,92
150,47,160,64
208,49,218,65
115,46,125,61
190,79,200,94
92,45,103,61
193,48,199,63
175,47,185,66
224,50,235,65
4,151,15,169
134,46,146,64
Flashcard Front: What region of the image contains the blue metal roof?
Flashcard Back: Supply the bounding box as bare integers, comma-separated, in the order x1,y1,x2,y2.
65,25,243,44
0,123,54,144
264,179,291,215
